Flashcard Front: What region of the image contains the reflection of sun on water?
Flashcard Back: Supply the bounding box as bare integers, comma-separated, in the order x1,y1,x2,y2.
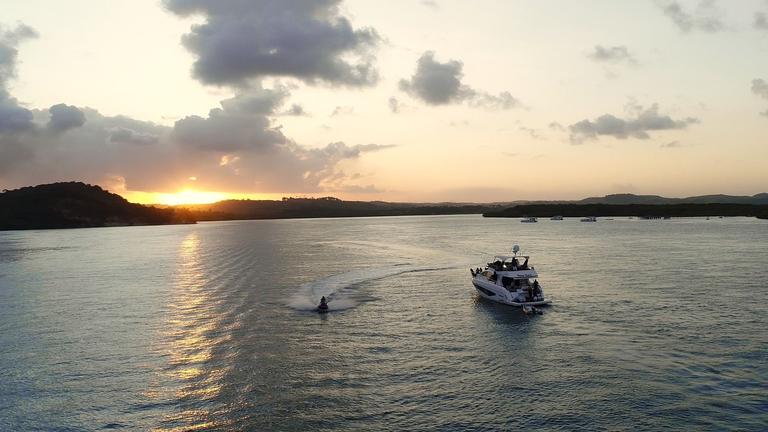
151,232,228,431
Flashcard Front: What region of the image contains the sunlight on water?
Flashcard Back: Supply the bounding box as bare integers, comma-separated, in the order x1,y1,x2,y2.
155,232,225,431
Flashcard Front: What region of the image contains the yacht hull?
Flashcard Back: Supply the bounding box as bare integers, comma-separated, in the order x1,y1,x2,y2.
472,278,551,307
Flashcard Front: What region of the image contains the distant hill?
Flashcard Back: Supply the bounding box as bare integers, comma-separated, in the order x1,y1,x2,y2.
484,203,768,219
0,182,196,230
576,193,768,205
183,197,501,220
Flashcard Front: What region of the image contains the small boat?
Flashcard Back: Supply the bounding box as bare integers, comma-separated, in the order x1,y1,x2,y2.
580,216,597,222
470,245,551,308
550,216,563,221
521,217,538,223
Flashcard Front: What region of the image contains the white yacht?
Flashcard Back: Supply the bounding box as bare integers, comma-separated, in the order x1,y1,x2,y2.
580,216,597,222
550,216,564,221
520,217,538,223
470,245,551,307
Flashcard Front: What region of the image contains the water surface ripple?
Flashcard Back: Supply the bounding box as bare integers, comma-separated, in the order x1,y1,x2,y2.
1,216,766,431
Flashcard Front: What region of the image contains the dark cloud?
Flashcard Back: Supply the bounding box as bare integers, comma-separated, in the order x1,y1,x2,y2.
399,51,519,109
163,0,380,87
172,109,286,152
47,104,86,132
658,0,725,33
587,45,638,65
0,95,34,134
660,140,682,148
569,104,699,144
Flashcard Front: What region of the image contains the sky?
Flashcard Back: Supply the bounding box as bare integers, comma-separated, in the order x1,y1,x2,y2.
1,0,767,204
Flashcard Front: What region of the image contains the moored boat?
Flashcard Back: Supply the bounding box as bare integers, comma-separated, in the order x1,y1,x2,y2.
521,217,538,223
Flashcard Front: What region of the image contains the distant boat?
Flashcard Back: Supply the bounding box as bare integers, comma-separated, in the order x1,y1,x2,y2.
521,217,538,223
580,216,597,222
550,216,564,221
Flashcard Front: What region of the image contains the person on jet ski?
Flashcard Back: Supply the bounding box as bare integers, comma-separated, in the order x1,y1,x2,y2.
319,296,329,310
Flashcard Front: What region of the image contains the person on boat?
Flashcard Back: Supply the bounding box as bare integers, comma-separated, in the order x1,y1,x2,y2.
319,296,329,310
522,257,529,270
510,257,518,271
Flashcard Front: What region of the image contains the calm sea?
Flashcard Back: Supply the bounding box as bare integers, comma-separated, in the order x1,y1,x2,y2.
1,216,766,431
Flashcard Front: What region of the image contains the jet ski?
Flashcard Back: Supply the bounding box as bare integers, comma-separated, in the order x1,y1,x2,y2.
317,296,329,313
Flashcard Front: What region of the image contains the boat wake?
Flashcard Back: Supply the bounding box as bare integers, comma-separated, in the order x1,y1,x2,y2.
288,263,454,312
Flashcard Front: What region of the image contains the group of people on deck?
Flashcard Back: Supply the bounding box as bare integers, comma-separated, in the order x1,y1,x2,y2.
487,257,530,271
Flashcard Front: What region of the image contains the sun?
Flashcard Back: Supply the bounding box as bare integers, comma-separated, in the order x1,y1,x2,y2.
155,190,229,206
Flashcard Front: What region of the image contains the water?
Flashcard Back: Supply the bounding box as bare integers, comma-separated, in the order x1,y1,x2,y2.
0,216,766,431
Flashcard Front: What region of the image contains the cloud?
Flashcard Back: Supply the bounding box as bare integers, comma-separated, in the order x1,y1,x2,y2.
569,103,699,144
47,104,86,132
163,0,380,87
172,110,287,153
388,97,400,114
752,79,768,99
753,78,768,116
219,84,290,115
280,104,307,116
108,127,159,145
330,105,354,117
757,12,768,30
399,51,519,110
0,24,38,134
548,122,566,132
0,23,38,86
657,0,725,33
660,140,682,148
420,1,439,10
587,45,638,65
0,24,391,195
518,126,545,141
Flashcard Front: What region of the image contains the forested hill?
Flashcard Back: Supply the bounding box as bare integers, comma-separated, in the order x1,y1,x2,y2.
186,197,499,220
0,182,196,230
